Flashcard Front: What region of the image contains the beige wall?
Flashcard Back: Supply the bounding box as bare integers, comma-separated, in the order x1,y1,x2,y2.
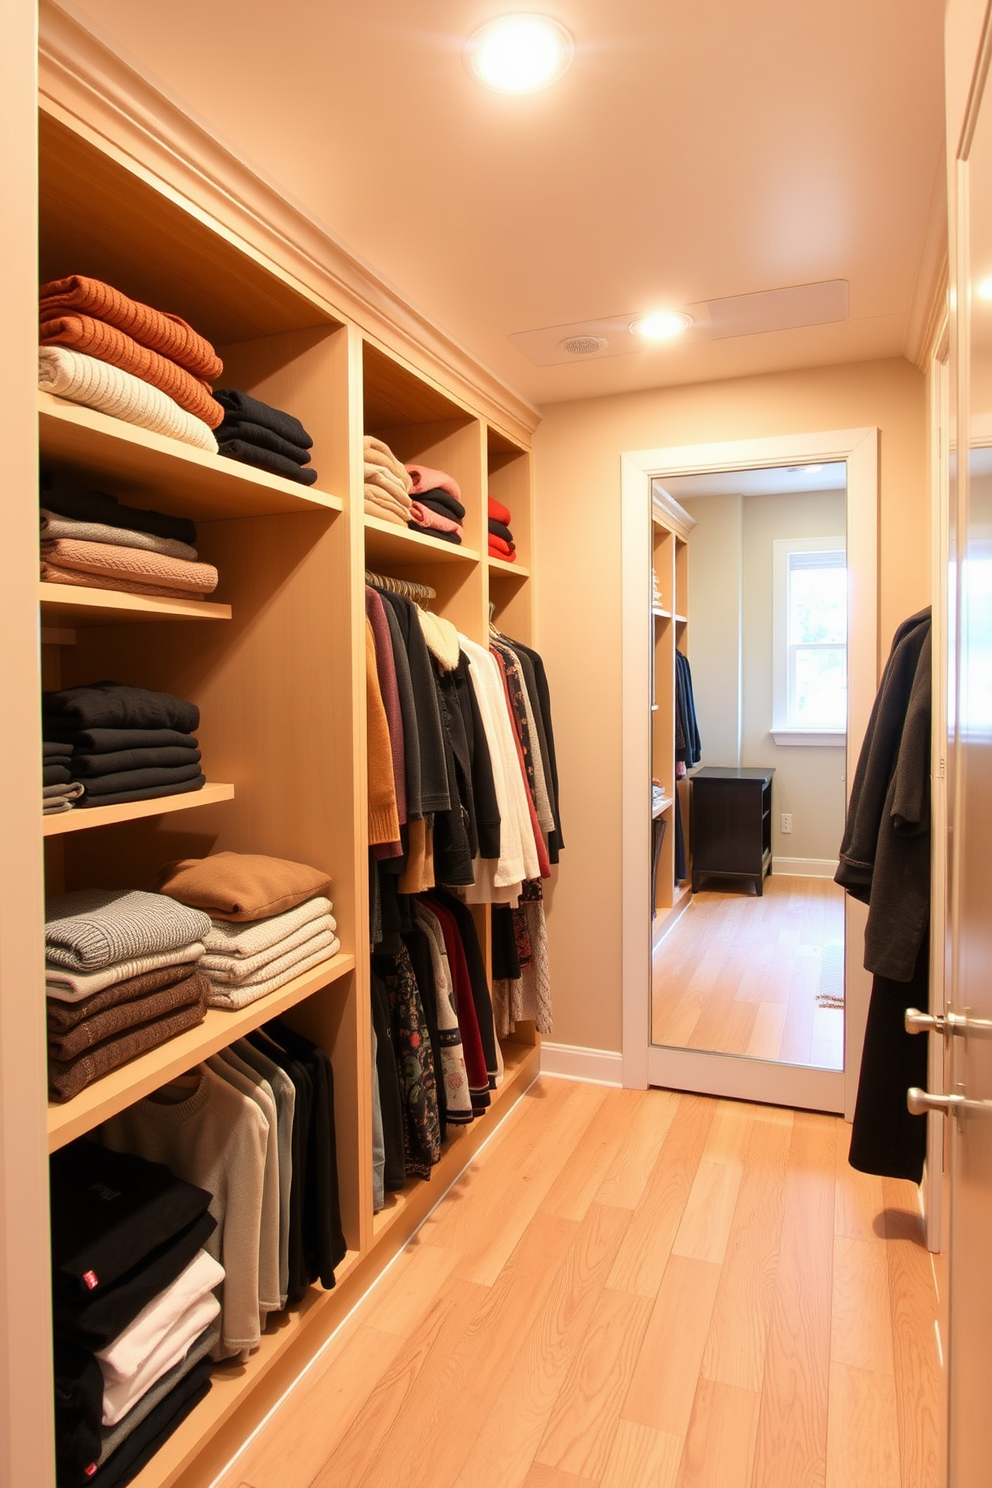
739,488,848,863
534,356,928,1054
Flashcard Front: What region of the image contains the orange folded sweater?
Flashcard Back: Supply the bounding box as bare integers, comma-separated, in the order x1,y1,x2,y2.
39,314,224,429
39,276,223,380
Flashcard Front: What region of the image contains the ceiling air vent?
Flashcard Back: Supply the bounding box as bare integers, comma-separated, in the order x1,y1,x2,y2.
559,335,609,355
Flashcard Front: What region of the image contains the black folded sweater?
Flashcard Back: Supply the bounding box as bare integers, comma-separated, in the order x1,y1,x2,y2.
79,761,204,797
71,746,200,778
52,728,199,754
41,471,197,547
408,522,461,545
488,518,515,544
211,389,313,448
76,774,206,809
44,683,199,735
217,440,318,487
44,764,73,786
416,488,466,522
215,418,311,465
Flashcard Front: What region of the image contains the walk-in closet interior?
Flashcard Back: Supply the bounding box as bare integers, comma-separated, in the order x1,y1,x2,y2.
3,0,991,1484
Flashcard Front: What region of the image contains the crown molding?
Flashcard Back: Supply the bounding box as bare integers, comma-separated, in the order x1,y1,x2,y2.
38,0,540,447
903,152,949,372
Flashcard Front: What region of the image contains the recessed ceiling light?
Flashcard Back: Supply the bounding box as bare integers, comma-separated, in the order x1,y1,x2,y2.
978,276,992,301
630,311,693,341
465,15,574,93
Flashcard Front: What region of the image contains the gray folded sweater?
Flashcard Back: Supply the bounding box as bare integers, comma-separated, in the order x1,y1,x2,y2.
45,889,211,971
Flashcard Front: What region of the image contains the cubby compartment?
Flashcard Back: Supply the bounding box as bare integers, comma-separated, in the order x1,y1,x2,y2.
363,340,484,553
487,424,532,572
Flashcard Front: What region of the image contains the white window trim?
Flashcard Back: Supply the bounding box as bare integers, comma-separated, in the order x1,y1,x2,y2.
772,535,847,738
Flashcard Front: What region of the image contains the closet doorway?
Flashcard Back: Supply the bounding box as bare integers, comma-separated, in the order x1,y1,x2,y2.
621,430,878,1115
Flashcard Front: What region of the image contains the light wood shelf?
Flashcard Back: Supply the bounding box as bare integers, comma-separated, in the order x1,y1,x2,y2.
363,514,480,567
42,782,235,836
652,606,672,620
47,952,356,1151
39,582,232,627
488,556,529,579
674,613,688,624
39,394,346,522
652,796,674,819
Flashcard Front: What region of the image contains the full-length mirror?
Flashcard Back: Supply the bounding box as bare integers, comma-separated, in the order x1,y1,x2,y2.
650,463,848,1073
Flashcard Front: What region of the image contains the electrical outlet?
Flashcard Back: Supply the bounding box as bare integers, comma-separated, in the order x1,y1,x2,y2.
780,813,793,834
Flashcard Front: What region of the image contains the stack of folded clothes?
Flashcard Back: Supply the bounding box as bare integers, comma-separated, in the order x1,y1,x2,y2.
405,463,465,545
40,472,217,603
38,275,223,452
44,740,84,816
364,435,413,527
51,1141,220,1488
45,889,211,1102
488,495,516,562
43,683,207,809
211,389,318,487
157,852,340,1010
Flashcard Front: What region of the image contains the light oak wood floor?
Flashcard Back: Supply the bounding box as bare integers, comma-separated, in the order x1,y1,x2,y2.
223,1078,942,1488
652,875,846,1070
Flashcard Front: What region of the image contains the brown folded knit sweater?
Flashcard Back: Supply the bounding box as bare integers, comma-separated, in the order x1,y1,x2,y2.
47,961,202,1032
158,852,332,921
39,276,223,380
48,983,208,1103
40,538,218,594
40,562,213,603
47,966,207,1061
39,315,224,429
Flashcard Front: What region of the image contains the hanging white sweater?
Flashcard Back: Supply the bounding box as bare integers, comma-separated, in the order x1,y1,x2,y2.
457,634,540,895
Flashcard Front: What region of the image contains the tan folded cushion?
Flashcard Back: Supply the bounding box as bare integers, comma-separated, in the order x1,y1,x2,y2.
158,851,332,921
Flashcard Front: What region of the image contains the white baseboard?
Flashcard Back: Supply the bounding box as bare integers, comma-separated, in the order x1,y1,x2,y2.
771,856,839,879
540,1042,623,1087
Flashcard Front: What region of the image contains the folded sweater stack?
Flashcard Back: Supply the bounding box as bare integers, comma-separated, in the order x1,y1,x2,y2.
405,463,465,545
211,389,318,488
45,889,211,1102
39,275,223,452
364,436,413,527
40,473,217,603
488,495,516,562
157,853,339,1010
43,683,207,811
52,1142,219,1488
44,740,84,816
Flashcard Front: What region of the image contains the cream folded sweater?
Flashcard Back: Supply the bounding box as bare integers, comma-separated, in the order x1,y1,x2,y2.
201,915,338,983
45,889,210,971
38,346,219,452
202,896,333,956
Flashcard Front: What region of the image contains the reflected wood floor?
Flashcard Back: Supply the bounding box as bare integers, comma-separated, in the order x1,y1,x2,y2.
223,1079,942,1488
652,875,846,1070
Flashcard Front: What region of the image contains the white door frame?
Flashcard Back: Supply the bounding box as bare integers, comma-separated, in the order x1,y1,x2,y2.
621,427,878,1116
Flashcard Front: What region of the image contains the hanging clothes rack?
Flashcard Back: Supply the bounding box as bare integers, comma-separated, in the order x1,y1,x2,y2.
365,569,437,603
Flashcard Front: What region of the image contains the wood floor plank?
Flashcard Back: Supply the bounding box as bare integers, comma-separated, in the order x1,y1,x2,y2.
701,1117,791,1392
671,1156,744,1264
541,1088,648,1222
362,1239,463,1338
308,1280,488,1488
676,1378,761,1488
599,1420,683,1488
360,1212,581,1488
622,1254,722,1436
607,1094,715,1297
747,1001,788,1060
825,1362,901,1488
594,1088,678,1210
451,1201,632,1488
455,1082,610,1285
535,1287,653,1480
831,1235,895,1376
521,1465,590,1488
749,1112,837,1488
881,1182,943,1488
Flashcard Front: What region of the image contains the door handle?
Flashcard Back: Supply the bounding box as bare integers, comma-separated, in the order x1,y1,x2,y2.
905,1007,992,1038
907,1086,992,1118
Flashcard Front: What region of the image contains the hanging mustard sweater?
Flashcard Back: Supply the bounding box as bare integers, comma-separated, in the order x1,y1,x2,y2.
366,619,400,847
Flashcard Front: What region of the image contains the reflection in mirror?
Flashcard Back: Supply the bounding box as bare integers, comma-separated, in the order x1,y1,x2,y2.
650,462,848,1071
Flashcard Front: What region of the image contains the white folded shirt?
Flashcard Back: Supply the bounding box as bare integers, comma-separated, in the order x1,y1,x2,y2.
96,1248,224,1384
100,1290,220,1426
45,942,205,1002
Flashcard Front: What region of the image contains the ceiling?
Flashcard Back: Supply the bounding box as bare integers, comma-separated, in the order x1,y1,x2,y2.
659,462,847,500
64,0,947,410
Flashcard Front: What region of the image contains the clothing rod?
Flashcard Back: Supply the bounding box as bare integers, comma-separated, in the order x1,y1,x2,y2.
364,569,437,602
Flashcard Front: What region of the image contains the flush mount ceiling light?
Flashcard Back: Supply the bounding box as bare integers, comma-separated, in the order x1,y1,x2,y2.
465,15,574,93
630,311,693,341
978,276,992,300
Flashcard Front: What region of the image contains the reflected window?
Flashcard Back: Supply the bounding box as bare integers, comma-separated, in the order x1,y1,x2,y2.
773,536,847,733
